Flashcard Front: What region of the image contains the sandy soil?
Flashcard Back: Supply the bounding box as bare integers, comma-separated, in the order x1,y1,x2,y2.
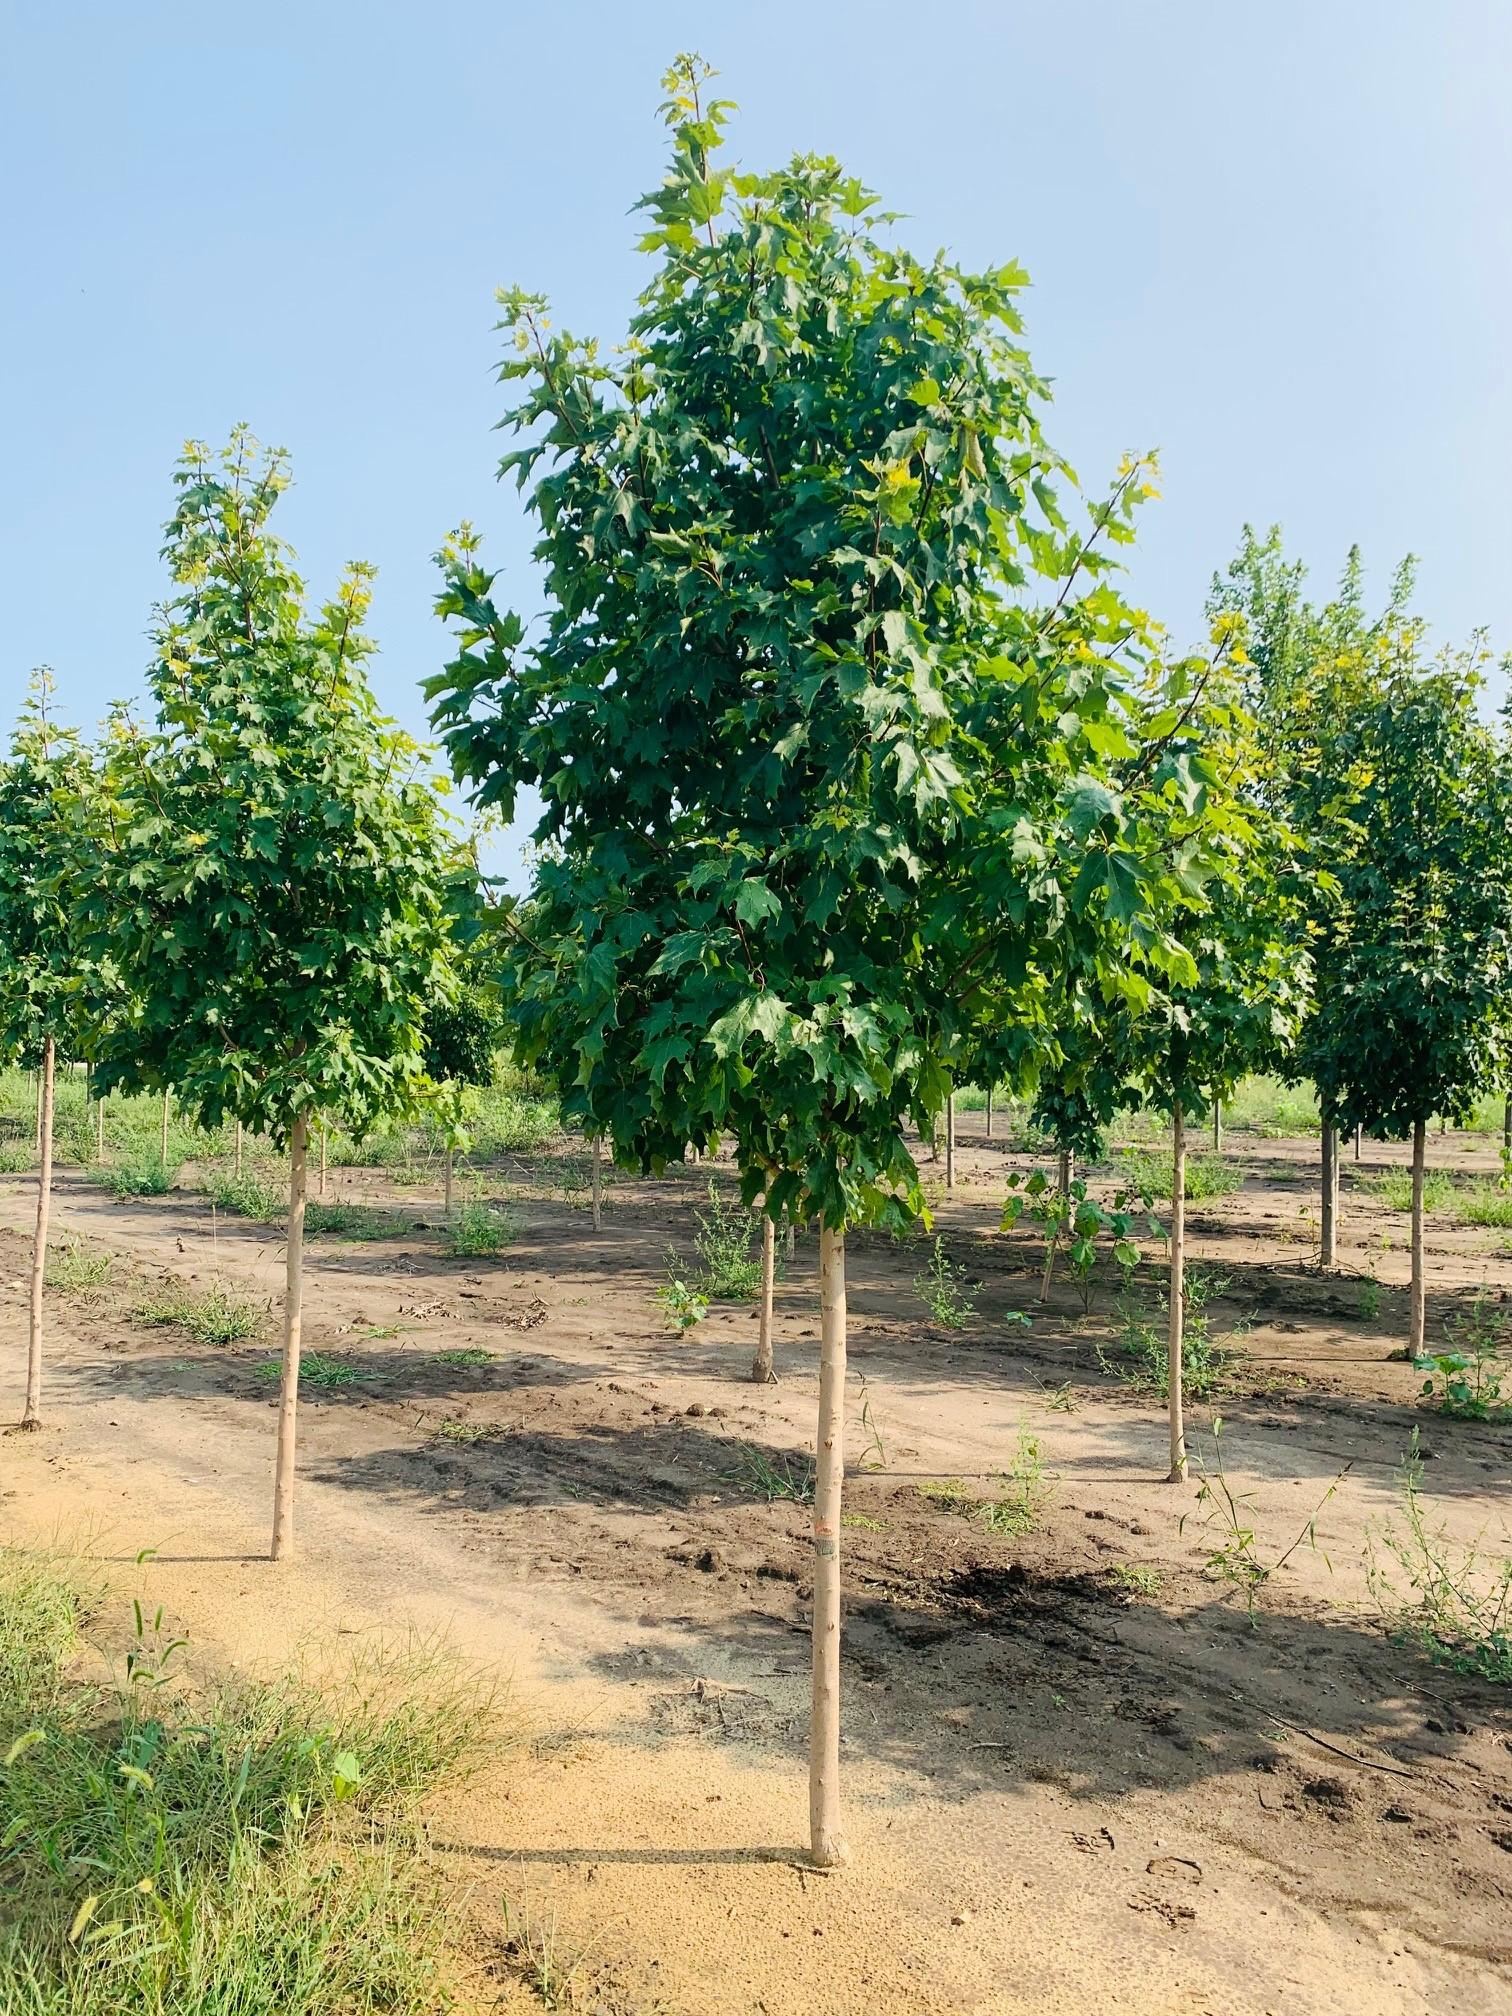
1,1118,1509,2014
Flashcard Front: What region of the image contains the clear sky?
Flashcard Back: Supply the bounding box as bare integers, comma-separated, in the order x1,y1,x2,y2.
5,1,1509,883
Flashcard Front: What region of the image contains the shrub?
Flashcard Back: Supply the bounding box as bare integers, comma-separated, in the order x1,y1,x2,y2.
656,1268,709,1333
207,1170,284,1222
1368,1435,1511,1683
1415,1296,1509,1420
106,1157,179,1199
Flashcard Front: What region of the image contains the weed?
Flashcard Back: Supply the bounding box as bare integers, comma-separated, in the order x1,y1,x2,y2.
135,1281,266,1346
692,1181,762,1299
500,1898,581,2011
1456,1182,1512,1229
207,1170,283,1222
434,1417,490,1444
431,1347,494,1368
979,1428,1054,1536
106,1156,179,1198
0,1141,34,1174
305,1201,406,1241
914,1237,976,1330
1100,1270,1246,1401
447,1199,516,1258
1038,1380,1079,1413
656,1263,709,1333
841,1514,885,1532
1367,1433,1511,1682
1183,1418,1348,1619
0,1550,492,2015
1365,1168,1456,1213
256,1353,375,1389
1415,1296,1509,1419
43,1239,114,1294
1358,1270,1382,1321
731,1444,816,1503
1107,1563,1162,1598
1123,1148,1243,1202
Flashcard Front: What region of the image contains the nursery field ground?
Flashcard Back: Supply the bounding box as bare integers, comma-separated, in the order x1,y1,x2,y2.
1,1116,1509,2014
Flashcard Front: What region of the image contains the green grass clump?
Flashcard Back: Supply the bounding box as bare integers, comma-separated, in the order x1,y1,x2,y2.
1365,1168,1457,1213
1220,1075,1320,1138
431,1347,493,1368
0,1139,35,1174
1099,1269,1246,1401
447,1200,516,1258
135,1280,266,1346
304,1201,406,1241
0,1550,82,1715
206,1170,284,1222
43,1239,114,1294
1117,1148,1242,1202
1455,1182,1512,1229
730,1444,816,1503
918,1430,1054,1537
106,1156,179,1199
256,1353,374,1390
0,1553,489,2016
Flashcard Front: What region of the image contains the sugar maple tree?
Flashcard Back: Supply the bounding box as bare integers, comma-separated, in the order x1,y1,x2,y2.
431,56,1242,1865
81,432,457,1558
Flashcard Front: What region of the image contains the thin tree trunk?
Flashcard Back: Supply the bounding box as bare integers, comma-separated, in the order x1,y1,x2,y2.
944,1093,955,1191
784,1221,795,1264
443,1144,454,1218
160,1088,170,1165
810,1221,849,1868
1212,1100,1221,1152
319,1125,328,1199
590,1133,602,1231
984,1085,993,1141
1319,1121,1337,1269
34,1067,43,1153
21,1037,55,1429
1168,1103,1187,1483
271,1112,310,1561
1503,1093,1511,1168
96,1092,105,1161
235,1121,243,1177
752,1211,776,1382
1409,1117,1426,1359
1354,1122,1362,1163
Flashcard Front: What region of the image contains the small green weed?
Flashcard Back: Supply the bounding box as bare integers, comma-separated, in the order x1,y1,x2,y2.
447,1200,516,1258
1184,1418,1347,1619
731,1444,816,1503
43,1239,114,1294
135,1281,266,1346
1107,1562,1162,1598
305,1201,406,1241
1415,1296,1509,1420
1367,1433,1511,1682
434,1417,490,1445
656,1263,709,1333
431,1347,494,1368
692,1182,761,1300
1358,1270,1382,1321
1100,1268,1245,1400
841,1514,885,1532
978,1428,1054,1536
1366,1169,1456,1213
1117,1149,1242,1202
1456,1182,1512,1230
914,1237,976,1330
107,1157,179,1198
207,1170,283,1222
256,1353,375,1389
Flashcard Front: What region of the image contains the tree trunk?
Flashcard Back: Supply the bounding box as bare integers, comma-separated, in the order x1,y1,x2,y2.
96,1092,105,1162
443,1145,454,1218
984,1085,993,1141
160,1088,170,1166
34,1067,44,1152
1319,1121,1337,1269
1354,1122,1362,1163
21,1037,55,1429
235,1121,243,1177
944,1093,955,1191
1212,1099,1221,1152
271,1112,310,1561
1503,1093,1511,1167
752,1212,776,1383
319,1125,328,1199
784,1221,795,1265
1409,1117,1426,1360
810,1221,849,1868
591,1133,602,1232
1168,1104,1187,1483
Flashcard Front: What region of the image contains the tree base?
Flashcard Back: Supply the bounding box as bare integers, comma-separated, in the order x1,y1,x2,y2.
18,1415,41,1434
808,1832,850,1870
750,1361,777,1385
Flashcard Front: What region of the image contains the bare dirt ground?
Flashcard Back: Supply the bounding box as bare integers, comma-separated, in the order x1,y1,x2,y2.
2,1118,1509,2014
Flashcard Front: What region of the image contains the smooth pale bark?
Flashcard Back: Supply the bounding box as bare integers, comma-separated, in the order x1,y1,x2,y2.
984,1086,993,1141
319,1125,328,1199
271,1112,310,1561
752,1212,776,1383
160,1089,170,1166
443,1146,454,1219
1319,1122,1337,1269
1212,1100,1221,1152
944,1093,955,1191
34,1068,43,1152
1409,1118,1426,1359
22,1037,55,1429
810,1222,849,1868
590,1134,602,1232
1168,1105,1187,1483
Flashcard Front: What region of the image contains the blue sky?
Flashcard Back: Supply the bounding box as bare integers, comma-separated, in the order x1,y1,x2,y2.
5,2,1509,882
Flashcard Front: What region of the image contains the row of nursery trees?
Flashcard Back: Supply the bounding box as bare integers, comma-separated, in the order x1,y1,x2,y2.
6,56,1512,1868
